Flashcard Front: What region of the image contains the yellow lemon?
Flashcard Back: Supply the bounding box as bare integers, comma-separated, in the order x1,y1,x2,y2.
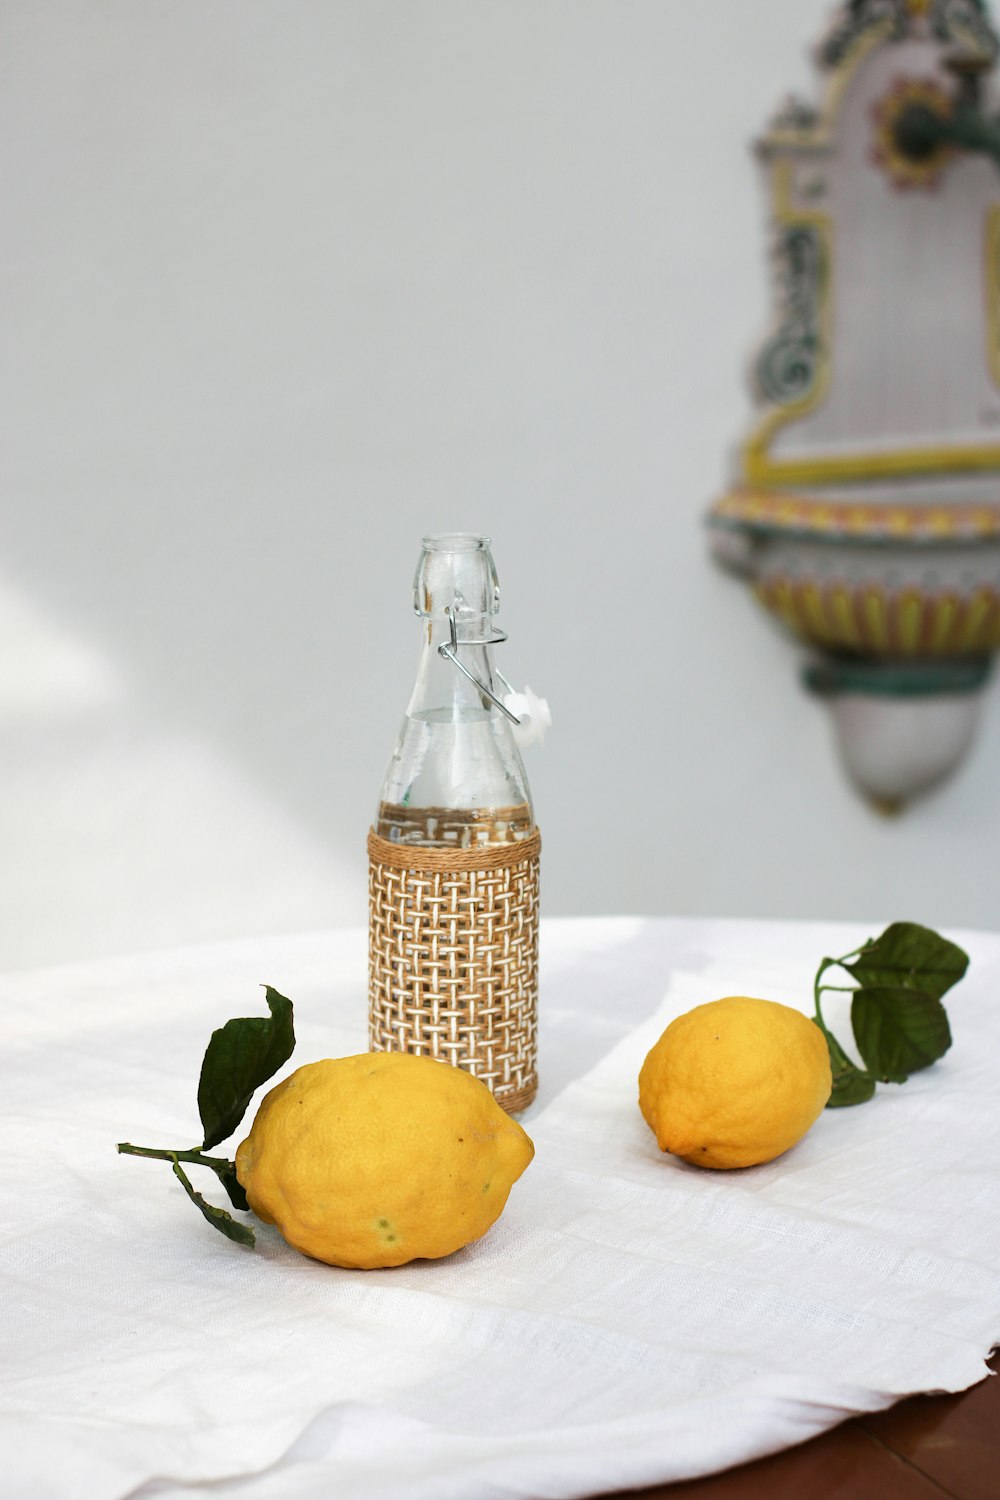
638,996,832,1169
235,1052,534,1268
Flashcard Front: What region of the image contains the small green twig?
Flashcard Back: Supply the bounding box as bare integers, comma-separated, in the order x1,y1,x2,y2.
117,1142,232,1169
813,958,838,1027
812,942,872,1025
170,1155,255,1247
117,1142,251,1228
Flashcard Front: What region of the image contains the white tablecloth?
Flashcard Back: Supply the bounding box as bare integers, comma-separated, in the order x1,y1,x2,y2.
3,916,999,1499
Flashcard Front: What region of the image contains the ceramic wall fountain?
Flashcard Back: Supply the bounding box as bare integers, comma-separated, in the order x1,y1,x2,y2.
709,0,1000,811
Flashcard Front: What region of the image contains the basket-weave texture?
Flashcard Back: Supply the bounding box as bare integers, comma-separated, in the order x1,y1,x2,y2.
368,828,540,1112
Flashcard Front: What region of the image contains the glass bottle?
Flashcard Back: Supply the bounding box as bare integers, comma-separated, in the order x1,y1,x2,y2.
375,533,535,848
369,532,540,1113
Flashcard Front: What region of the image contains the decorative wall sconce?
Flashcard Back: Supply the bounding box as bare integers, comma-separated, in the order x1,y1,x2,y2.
709,0,1000,812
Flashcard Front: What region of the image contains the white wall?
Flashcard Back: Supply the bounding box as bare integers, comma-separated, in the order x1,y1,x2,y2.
2,0,997,972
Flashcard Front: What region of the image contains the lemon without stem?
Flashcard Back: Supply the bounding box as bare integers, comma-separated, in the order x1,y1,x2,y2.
638,996,832,1169
235,1052,534,1268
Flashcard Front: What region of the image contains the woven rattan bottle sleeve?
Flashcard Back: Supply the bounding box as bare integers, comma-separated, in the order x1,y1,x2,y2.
367,828,540,1113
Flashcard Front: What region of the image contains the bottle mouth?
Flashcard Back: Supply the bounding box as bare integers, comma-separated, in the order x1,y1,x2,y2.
414,534,500,618
421,533,490,553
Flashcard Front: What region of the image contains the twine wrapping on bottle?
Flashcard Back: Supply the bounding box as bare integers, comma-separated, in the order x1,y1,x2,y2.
367,827,540,1113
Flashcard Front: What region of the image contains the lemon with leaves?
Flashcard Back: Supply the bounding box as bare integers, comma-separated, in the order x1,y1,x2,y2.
639,997,832,1169
235,1052,534,1268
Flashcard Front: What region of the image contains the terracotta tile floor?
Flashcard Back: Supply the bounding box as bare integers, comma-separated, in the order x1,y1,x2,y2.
599,1352,999,1500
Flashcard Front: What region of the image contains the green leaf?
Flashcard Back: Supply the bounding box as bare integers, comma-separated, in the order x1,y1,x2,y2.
171,1157,255,1247
828,1061,878,1107
208,1159,250,1212
815,1019,877,1108
197,986,295,1151
843,922,968,1001
851,985,952,1084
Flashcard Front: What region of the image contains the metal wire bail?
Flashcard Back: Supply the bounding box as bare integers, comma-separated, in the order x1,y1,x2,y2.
439,607,521,724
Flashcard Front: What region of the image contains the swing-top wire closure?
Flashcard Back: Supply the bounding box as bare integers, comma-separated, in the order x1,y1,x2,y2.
439,607,521,724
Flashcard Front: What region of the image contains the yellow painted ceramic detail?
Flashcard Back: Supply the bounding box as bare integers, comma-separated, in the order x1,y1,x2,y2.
235,1052,534,1269
714,489,1000,539
863,589,890,650
753,578,1000,654
830,587,862,648
758,21,891,153
769,579,797,633
930,596,959,653
871,79,956,190
802,584,832,644
745,443,1000,486
638,997,832,1171
956,588,994,652
745,41,1000,485
897,591,922,652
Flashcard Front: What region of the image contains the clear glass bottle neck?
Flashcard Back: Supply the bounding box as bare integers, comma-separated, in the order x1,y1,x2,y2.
407,617,499,720
375,533,533,846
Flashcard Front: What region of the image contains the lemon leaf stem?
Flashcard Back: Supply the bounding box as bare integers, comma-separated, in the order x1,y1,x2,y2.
170,1155,255,1247
116,1143,250,1212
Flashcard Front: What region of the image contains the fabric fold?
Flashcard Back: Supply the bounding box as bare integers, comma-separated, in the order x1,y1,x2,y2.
2,918,998,1500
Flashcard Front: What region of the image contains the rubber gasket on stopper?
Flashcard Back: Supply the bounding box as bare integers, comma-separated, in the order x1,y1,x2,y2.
367,828,540,1113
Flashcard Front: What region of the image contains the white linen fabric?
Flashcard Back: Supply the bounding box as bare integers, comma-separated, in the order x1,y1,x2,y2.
2,916,998,1500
